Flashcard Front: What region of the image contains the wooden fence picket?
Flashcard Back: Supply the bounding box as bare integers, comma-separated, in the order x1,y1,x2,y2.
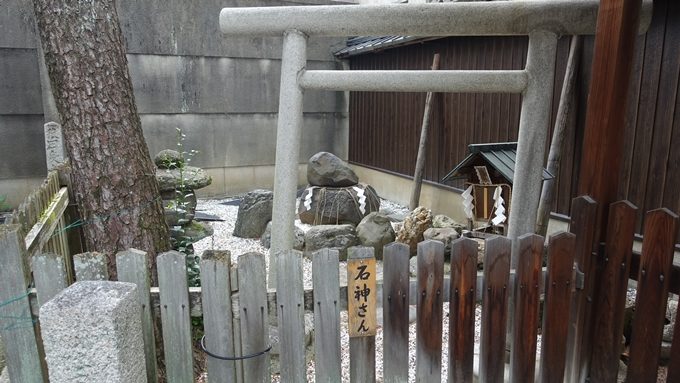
0,225,46,383
626,208,679,382
479,236,511,383
276,249,306,382
348,246,376,383
448,237,478,383
564,195,598,383
73,251,109,281
588,200,637,383
312,248,342,383
199,250,236,383
667,300,680,382
509,233,542,383
538,232,576,383
382,242,410,383
157,250,194,383
415,240,444,382
116,249,158,383
31,252,68,308
237,252,270,383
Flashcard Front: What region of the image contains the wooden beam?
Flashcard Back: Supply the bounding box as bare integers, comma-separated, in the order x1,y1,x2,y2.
24,187,69,257
577,0,644,240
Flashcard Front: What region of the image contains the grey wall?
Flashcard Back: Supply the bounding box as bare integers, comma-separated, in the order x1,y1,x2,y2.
0,0,349,202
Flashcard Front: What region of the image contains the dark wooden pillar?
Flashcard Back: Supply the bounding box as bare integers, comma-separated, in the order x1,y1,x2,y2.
577,0,643,240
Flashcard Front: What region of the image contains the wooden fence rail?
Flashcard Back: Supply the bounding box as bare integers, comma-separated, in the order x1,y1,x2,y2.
2,195,679,383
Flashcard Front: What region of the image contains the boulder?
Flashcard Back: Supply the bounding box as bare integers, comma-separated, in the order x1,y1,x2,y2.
307,152,358,187
156,166,212,192
304,224,358,261
423,227,459,256
664,299,678,342
433,214,466,232
356,212,395,260
396,207,433,254
233,190,274,238
261,221,305,251
154,149,184,169
298,184,380,226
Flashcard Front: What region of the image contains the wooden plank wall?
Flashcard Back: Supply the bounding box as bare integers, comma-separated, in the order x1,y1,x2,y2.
348,0,680,239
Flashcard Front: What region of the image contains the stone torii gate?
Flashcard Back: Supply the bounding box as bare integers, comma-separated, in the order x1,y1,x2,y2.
218,0,652,282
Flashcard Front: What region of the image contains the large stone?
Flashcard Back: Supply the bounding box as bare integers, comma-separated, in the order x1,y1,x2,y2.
396,207,433,255
40,281,146,383
261,221,304,251
664,299,678,342
156,166,212,192
423,227,459,256
307,151,358,187
154,149,183,169
162,190,197,226
297,183,380,226
356,212,395,260
233,190,274,238
304,224,358,261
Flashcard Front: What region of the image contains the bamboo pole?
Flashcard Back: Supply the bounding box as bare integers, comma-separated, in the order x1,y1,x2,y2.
410,53,440,210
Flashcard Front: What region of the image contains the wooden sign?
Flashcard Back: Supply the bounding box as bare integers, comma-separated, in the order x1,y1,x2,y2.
347,253,377,337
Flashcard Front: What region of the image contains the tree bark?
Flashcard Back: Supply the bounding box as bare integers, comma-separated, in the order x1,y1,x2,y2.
33,0,170,282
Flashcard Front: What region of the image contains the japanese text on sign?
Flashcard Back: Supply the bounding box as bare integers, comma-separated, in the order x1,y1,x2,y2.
348,258,377,337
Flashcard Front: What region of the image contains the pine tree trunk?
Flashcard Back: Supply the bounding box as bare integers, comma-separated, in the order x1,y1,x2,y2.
33,0,170,282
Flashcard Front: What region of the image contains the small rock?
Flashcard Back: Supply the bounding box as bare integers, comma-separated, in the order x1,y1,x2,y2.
298,184,380,226
156,166,212,192
432,214,466,231
663,299,677,342
261,221,305,251
356,213,395,260
307,152,358,187
304,224,358,261
423,227,459,257
154,149,184,169
233,190,274,238
396,207,433,255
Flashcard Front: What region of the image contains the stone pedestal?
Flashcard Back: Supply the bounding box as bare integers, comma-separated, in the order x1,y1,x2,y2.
40,281,146,383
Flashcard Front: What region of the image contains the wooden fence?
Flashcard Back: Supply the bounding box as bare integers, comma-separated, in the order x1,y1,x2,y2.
1,182,680,382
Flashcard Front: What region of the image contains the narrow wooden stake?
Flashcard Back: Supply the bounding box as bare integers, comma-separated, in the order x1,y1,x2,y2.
415,240,444,382
238,252,270,383
448,238,478,383
312,248,342,383
199,250,236,383
538,232,576,383
626,209,678,382
536,35,582,237
564,195,598,383
32,252,68,308
479,236,511,383
157,251,193,383
509,234,543,383
409,53,440,210
0,225,46,383
382,242,410,383
348,246,376,383
276,249,306,382
588,201,637,383
116,249,158,383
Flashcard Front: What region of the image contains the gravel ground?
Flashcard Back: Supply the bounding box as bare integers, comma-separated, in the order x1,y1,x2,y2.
192,197,660,382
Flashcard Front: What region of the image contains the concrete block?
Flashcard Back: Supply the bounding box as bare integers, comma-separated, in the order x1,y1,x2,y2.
0,0,38,49
140,112,343,168
39,281,146,383
117,0,343,60
0,48,42,114
0,115,46,179
128,54,341,114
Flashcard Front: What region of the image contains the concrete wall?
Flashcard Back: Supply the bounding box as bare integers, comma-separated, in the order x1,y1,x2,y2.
0,0,349,206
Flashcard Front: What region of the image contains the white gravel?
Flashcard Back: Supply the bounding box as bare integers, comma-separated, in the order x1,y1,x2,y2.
192,196,538,382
